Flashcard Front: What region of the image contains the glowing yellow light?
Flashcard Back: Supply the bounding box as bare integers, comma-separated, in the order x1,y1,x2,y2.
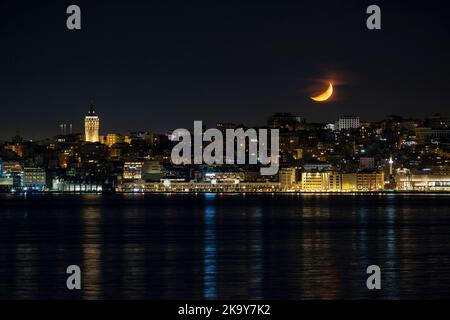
311,82,334,102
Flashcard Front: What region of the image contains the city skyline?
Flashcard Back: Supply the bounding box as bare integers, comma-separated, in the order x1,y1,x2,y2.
1,101,449,193
0,100,448,141
2,0,450,304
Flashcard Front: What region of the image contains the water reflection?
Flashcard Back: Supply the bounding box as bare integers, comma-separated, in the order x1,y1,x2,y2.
203,194,217,300
385,205,398,298
14,243,38,299
250,208,263,300
122,208,146,299
1,194,450,299
82,207,102,299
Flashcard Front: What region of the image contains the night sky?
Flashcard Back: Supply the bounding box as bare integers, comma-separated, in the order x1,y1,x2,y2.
1,0,449,140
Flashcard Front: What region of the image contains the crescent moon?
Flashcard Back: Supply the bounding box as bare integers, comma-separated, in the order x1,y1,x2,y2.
311,82,334,102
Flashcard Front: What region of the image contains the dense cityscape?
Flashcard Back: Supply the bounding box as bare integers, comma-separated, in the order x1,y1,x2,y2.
0,103,449,193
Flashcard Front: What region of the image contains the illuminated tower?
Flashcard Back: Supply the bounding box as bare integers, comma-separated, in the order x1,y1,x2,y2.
389,156,394,176
84,102,100,142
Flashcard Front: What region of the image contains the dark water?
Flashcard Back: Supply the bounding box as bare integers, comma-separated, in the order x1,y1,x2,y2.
0,193,450,300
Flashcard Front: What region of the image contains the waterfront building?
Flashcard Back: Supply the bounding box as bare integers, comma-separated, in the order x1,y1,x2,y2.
84,103,100,143
301,172,327,191
356,170,384,191
0,177,13,191
328,172,342,191
279,167,297,190
22,168,46,190
342,173,357,191
1,163,24,189
300,171,341,192
142,161,164,181
118,181,281,193
203,171,246,183
0,159,13,191
396,174,450,191
2,162,23,174
52,178,103,193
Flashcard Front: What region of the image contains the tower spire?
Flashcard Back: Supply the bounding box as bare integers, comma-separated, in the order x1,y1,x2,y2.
88,100,96,115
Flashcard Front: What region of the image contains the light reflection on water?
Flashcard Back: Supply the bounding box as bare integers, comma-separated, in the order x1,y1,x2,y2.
82,208,102,300
203,193,217,300
0,193,450,299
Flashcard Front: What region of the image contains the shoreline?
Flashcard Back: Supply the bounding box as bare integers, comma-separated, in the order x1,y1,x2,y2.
2,191,450,195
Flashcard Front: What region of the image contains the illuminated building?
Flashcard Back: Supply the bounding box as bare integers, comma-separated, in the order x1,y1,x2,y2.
301,172,327,191
123,162,144,180
279,167,297,190
108,142,130,158
356,170,384,191
5,144,24,157
84,102,100,143
301,171,341,191
2,162,23,174
142,161,164,181
109,148,121,158
22,168,46,190
342,173,357,191
106,133,122,147
118,181,281,193
0,158,13,191
58,153,69,169
0,177,13,191
396,174,450,191
52,178,103,193
336,115,360,130
389,157,394,176
328,172,342,191
204,171,245,183
292,148,303,160
299,171,383,192
124,136,132,144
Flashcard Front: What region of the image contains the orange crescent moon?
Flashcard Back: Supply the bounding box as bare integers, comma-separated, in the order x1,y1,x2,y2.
311,82,334,102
